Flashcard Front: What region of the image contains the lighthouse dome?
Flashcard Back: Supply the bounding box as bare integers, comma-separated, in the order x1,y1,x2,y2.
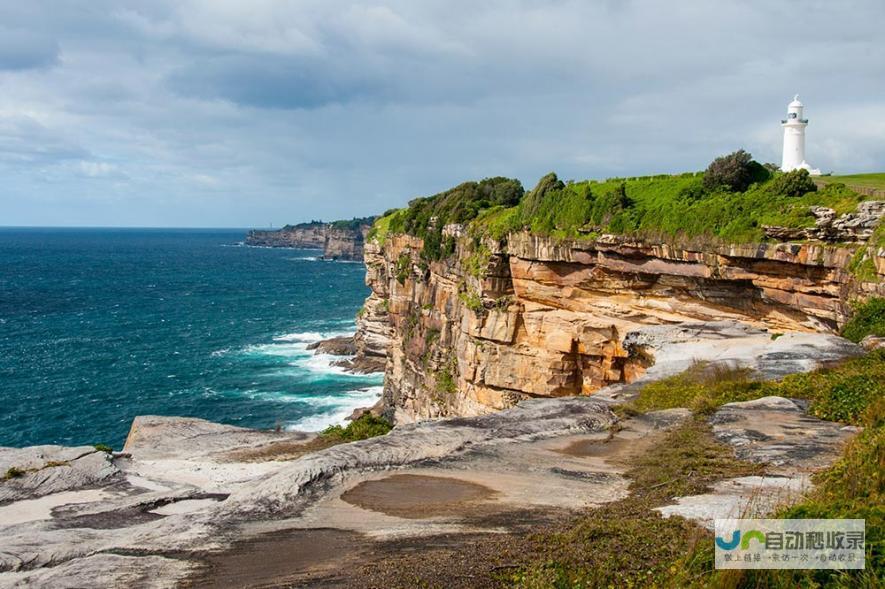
789,94,803,107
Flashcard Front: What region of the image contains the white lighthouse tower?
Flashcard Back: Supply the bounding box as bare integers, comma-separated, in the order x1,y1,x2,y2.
781,95,820,175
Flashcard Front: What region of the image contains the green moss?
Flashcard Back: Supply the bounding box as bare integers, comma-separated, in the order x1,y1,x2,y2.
848,247,878,282
321,414,392,442
625,361,763,415
93,444,113,453
841,297,885,343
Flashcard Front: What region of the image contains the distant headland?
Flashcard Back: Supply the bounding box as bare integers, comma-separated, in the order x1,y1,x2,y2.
245,216,376,261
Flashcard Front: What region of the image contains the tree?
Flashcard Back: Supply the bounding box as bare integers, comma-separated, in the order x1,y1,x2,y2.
702,149,757,192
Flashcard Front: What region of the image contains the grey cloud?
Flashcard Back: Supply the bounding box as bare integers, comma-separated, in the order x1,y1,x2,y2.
0,0,883,227
0,115,89,164
166,54,386,109
0,29,59,71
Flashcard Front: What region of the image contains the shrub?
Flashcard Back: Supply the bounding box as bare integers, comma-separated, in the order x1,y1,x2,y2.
767,168,818,197
435,365,457,395
321,414,392,442
458,288,484,313
519,172,565,221
394,253,411,285
463,243,492,279
841,297,885,343
702,149,757,192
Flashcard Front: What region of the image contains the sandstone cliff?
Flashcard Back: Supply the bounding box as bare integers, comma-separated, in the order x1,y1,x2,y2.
245,218,375,261
355,223,884,424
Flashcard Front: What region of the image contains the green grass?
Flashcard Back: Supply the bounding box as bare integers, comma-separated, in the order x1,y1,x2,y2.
373,165,880,249
818,173,885,191
321,413,392,442
93,443,113,453
486,172,873,244
366,209,404,246
841,297,885,343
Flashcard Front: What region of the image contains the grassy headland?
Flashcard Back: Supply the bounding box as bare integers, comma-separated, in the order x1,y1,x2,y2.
369,153,882,263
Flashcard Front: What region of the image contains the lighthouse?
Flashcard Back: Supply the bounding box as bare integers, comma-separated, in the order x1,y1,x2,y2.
781,95,820,175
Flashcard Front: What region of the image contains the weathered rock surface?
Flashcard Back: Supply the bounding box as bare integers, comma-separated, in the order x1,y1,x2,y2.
0,398,618,587
861,334,885,351
308,334,386,374
360,228,880,422
763,200,884,243
709,396,858,471
656,395,858,527
0,446,118,504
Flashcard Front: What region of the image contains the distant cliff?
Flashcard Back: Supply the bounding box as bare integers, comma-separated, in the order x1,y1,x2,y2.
246,217,376,261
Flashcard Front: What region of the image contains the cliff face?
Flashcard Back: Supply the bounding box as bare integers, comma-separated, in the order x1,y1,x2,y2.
245,219,375,261
322,224,371,261
246,223,327,249
356,229,883,423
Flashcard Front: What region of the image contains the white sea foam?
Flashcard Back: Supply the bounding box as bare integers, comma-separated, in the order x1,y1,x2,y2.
272,331,325,343
286,385,383,432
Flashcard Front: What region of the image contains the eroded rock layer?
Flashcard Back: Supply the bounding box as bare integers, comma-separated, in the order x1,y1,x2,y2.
359,231,883,422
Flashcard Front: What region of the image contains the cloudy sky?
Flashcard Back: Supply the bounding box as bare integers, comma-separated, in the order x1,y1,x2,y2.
1,1,883,227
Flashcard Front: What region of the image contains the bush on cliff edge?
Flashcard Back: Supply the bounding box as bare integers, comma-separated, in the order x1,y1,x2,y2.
841,297,885,343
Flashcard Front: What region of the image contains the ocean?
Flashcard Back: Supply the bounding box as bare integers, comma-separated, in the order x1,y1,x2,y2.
0,228,382,449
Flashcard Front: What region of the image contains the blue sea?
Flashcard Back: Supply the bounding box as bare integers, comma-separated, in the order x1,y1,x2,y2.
0,228,382,449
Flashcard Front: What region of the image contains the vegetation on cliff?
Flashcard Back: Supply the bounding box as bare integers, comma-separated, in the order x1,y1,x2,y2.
370,176,523,258
369,152,877,246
